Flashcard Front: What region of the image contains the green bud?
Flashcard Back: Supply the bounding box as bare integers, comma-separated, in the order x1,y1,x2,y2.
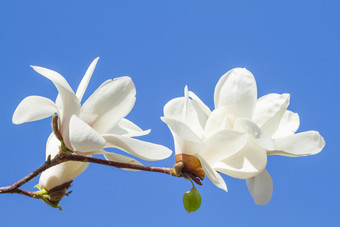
183,182,202,213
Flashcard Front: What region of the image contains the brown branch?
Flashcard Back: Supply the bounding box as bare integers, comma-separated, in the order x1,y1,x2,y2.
0,150,203,206
0,152,174,199
0,116,203,207
66,154,172,174
0,153,65,197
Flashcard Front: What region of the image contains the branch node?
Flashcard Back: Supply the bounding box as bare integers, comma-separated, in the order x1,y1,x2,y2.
170,162,184,177
47,155,52,164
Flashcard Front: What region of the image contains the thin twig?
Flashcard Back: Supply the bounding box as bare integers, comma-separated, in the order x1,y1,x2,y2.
66,154,172,174
0,154,64,197
0,152,173,198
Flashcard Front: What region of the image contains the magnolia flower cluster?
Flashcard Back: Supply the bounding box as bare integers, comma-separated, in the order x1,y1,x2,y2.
13,58,172,200
12,58,325,207
162,68,325,205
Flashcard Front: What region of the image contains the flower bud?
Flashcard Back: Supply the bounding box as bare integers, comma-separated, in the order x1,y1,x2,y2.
183,183,202,213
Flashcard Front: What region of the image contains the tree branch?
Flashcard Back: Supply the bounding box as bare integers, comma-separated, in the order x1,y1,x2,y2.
0,153,65,198
0,152,181,199
0,116,203,207
66,154,172,174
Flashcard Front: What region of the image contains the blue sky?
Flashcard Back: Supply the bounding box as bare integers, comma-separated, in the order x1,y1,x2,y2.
1,1,339,226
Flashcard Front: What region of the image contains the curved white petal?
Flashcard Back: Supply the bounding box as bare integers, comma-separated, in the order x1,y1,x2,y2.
234,118,275,150
76,149,107,155
163,97,185,121
39,133,89,190
246,169,273,205
272,110,300,139
45,133,61,158
31,66,81,149
161,117,204,155
80,77,136,134
253,93,290,136
69,115,106,153
200,129,247,165
55,95,62,110
104,151,143,171
107,118,150,137
188,91,211,117
269,131,325,157
214,68,257,119
12,96,58,124
198,155,228,191
102,134,172,161
215,139,267,179
161,117,203,144
55,57,100,107
164,87,208,137
76,57,99,102
204,106,233,138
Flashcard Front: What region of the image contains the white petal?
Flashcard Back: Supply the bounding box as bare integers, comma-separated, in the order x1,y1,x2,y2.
272,110,300,139
80,77,136,134
161,117,204,155
12,96,58,124
31,66,81,149
269,131,325,157
246,169,273,205
188,94,210,136
30,66,75,95
55,95,62,110
102,134,172,161
107,118,150,137
163,97,185,121
204,106,233,138
69,115,106,153
214,68,257,119
253,93,290,136
104,152,143,171
39,133,89,190
200,129,247,165
188,91,211,117
215,138,267,179
76,57,99,102
45,133,61,158
198,154,228,191
163,87,207,137
78,149,107,155
234,118,275,150
39,162,89,190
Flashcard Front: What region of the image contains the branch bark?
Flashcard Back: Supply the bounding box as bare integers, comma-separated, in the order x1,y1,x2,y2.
0,152,176,199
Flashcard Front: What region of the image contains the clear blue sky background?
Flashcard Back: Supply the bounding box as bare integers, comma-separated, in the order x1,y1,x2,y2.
1,1,339,226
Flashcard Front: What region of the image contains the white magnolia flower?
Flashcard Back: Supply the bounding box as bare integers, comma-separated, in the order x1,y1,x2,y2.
162,86,249,191
211,67,325,205
13,58,172,191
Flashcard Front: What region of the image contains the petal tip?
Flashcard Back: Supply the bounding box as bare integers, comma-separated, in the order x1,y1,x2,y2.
145,129,151,134
12,118,21,125
184,85,189,97
91,57,100,66
317,131,326,151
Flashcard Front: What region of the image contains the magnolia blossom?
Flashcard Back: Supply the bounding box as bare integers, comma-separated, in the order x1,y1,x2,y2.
162,86,250,191
210,67,325,205
13,58,172,191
